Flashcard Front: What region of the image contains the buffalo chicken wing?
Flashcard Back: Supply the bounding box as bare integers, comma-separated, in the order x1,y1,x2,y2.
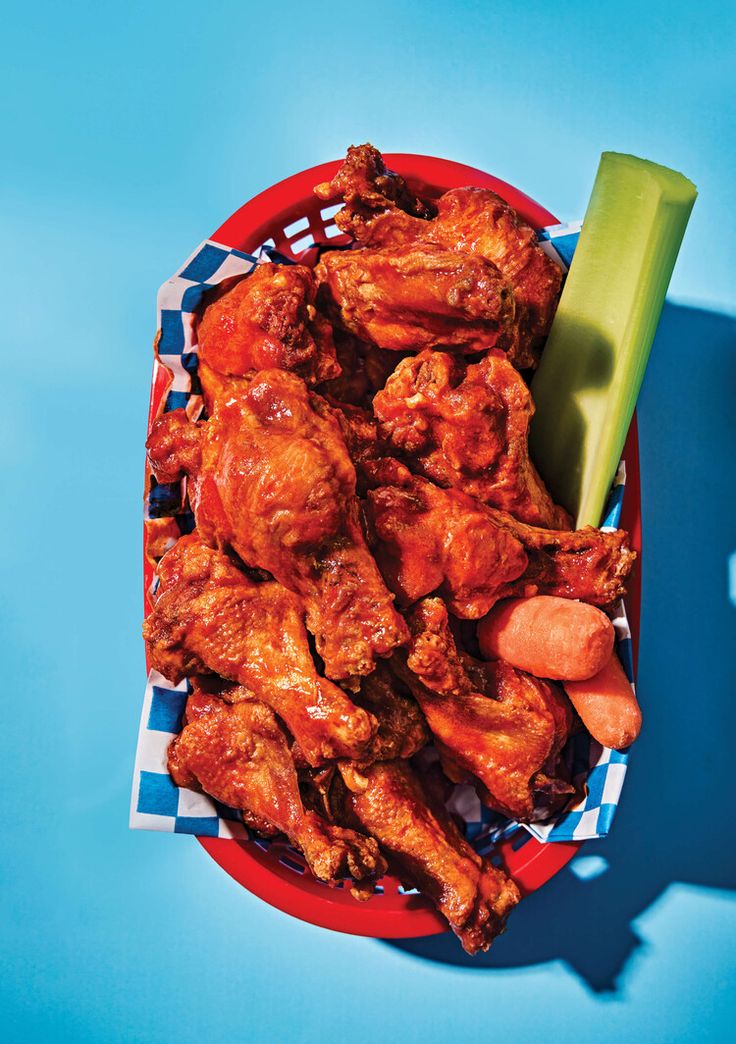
146,371,408,682
373,349,570,529
169,690,386,888
316,143,562,366
196,263,339,409
316,244,517,356
143,534,377,764
397,599,574,822
315,143,436,232
365,459,634,614
335,759,520,954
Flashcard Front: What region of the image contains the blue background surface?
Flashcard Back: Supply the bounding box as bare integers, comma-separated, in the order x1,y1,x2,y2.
3,3,735,1041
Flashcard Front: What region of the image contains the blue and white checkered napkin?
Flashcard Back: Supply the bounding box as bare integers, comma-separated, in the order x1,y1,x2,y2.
131,221,637,848
156,244,259,411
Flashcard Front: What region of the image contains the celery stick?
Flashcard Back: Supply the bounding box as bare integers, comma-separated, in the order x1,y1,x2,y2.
530,152,696,527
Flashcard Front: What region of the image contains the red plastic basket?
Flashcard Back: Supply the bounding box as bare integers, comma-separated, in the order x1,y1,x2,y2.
144,155,642,940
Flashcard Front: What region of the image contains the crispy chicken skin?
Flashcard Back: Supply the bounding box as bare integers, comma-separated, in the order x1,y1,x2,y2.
351,662,430,762
365,459,635,613
373,349,571,529
316,244,517,356
316,143,562,367
398,598,574,822
365,458,528,616
146,372,408,682
336,759,520,954
143,534,377,765
315,144,436,227
495,511,636,608
196,264,340,407
169,691,387,887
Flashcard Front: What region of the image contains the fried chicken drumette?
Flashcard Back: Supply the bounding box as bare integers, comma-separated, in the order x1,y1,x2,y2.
169,690,386,889
196,263,339,408
143,534,377,765
146,371,408,683
334,759,520,954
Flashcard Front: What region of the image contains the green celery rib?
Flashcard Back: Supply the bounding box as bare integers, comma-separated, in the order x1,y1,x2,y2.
529,152,696,528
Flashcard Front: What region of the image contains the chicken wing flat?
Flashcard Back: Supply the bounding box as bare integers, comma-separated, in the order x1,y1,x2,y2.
373,349,571,529
169,691,386,887
316,244,516,356
425,187,562,365
146,372,408,682
398,598,574,822
365,459,635,613
365,458,528,616
196,263,339,408
142,534,377,764
316,143,562,367
336,759,520,954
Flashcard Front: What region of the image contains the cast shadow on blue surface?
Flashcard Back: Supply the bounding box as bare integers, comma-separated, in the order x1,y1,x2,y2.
382,303,736,992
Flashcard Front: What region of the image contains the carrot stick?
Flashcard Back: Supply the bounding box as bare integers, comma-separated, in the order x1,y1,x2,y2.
564,652,642,749
477,595,614,680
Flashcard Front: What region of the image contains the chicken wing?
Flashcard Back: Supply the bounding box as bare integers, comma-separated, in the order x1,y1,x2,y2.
142,534,377,764
169,690,386,887
496,510,637,608
316,244,516,356
365,459,635,614
196,263,340,409
373,349,571,529
146,372,408,682
316,143,563,367
397,598,574,822
436,187,562,364
335,759,520,954
315,143,436,234
365,458,527,616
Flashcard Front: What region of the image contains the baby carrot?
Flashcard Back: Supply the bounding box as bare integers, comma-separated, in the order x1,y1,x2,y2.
564,652,642,750
477,595,614,680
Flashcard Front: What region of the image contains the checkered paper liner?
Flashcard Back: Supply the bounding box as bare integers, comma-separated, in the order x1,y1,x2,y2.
131,220,637,850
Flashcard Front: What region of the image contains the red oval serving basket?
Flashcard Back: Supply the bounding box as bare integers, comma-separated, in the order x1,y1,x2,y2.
144,154,642,940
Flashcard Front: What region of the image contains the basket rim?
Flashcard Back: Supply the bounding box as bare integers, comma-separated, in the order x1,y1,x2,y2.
211,152,560,255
